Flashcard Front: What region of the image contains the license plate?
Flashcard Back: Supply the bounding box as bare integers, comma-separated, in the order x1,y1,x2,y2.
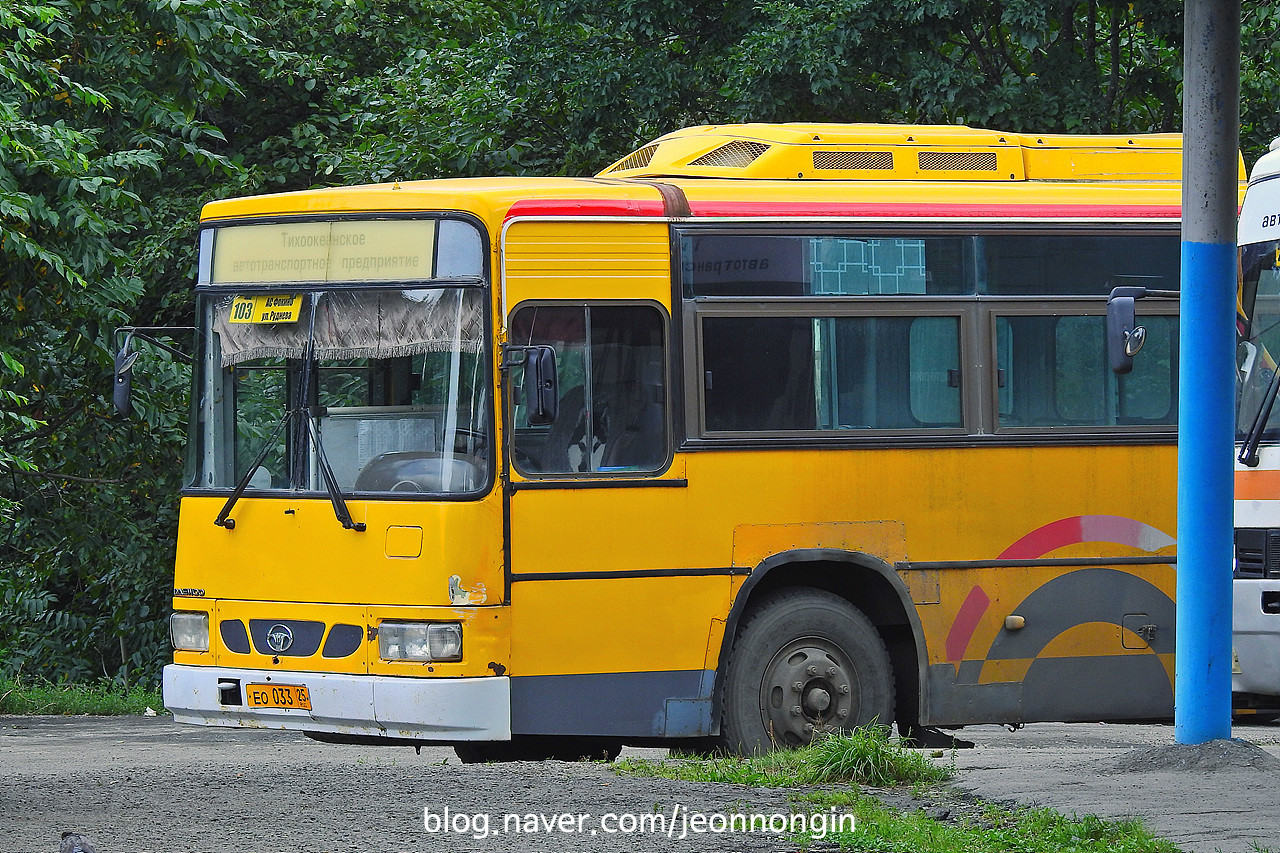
245,683,311,710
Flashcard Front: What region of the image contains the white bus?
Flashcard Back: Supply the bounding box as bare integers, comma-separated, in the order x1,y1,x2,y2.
1234,137,1280,716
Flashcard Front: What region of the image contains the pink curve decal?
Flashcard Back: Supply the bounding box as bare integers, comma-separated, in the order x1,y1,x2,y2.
998,514,1175,560
946,585,991,662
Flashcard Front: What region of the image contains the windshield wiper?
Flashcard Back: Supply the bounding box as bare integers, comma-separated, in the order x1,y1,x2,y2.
1240,365,1280,467
305,407,366,532
211,405,365,531
213,410,292,529
291,293,365,532
214,292,365,532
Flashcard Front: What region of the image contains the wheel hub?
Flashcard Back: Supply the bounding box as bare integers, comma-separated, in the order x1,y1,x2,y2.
804,686,832,714
761,641,858,747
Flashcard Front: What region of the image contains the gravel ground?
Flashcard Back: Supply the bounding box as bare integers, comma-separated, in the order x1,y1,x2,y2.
0,717,832,853
5,716,1280,853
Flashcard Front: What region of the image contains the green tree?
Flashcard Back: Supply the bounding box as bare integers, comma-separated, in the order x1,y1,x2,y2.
0,0,254,684
326,0,1210,183
6,0,1280,689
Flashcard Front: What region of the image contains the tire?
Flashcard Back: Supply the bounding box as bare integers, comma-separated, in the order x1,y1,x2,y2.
454,737,622,764
720,588,894,756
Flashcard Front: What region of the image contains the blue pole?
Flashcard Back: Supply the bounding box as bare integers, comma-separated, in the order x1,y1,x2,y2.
1175,0,1239,745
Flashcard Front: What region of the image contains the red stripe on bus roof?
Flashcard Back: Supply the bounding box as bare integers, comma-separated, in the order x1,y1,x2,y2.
690,201,1182,218
506,198,667,218
505,199,1181,220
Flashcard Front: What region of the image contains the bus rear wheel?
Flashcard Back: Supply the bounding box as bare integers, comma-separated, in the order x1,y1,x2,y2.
720,588,894,756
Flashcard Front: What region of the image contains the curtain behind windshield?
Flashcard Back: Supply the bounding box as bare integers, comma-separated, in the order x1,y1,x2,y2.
214,289,483,366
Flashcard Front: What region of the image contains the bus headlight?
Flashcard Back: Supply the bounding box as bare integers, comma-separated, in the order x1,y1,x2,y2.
379,622,462,662
170,612,210,652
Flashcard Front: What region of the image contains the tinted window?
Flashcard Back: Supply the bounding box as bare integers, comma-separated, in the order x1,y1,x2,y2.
681,233,1180,298
683,235,967,297
996,314,1177,427
981,235,1179,295
702,315,962,431
510,305,667,474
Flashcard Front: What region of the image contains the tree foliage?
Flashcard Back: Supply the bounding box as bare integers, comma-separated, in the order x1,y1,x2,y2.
2,0,1279,686
332,0,1205,182
0,0,254,683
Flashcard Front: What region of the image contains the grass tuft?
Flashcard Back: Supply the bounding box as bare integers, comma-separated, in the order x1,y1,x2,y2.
620,730,1177,853
791,791,1182,853
0,679,164,715
616,726,954,788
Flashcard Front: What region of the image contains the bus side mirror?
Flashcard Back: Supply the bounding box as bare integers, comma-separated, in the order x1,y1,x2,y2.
523,346,558,425
113,341,139,416
1107,295,1145,375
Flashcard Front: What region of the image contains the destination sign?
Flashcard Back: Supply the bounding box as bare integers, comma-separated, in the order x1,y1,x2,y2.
228,294,303,324
210,220,436,284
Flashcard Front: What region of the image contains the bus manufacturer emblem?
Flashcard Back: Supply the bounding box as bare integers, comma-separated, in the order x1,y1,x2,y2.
266,624,294,653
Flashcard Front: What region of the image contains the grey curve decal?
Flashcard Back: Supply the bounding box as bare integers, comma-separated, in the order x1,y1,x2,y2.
983,567,1175,662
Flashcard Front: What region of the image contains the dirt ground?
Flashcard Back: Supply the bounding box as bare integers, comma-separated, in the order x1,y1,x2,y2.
950,720,1280,853
2,716,1279,853
0,717,808,853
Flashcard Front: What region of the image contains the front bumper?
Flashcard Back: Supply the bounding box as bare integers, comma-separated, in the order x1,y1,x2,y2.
1233,579,1280,696
163,664,510,741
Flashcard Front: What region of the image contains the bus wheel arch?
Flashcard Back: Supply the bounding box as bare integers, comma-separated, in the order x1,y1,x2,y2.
714,551,928,748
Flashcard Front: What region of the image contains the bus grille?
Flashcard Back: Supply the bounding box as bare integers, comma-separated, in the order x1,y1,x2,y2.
813,150,894,170
1234,527,1280,578
689,140,770,168
919,150,999,171
217,618,364,659
603,143,659,173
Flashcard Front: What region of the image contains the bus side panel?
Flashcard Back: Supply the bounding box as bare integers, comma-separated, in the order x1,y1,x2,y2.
509,574,729,737
689,443,1177,728
504,217,730,737
505,442,1176,735
502,219,672,307
920,564,1176,725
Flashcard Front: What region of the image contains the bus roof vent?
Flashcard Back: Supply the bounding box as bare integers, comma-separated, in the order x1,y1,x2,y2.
688,140,770,168
814,151,894,170
919,151,999,171
591,124,1191,182
601,143,659,174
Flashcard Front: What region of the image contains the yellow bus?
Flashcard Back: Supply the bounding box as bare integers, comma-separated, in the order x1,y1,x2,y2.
162,123,1187,758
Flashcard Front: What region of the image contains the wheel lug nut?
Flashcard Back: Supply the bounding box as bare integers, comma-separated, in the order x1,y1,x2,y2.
837,709,849,719
793,682,804,692
806,666,818,676
826,667,838,677
803,723,814,733
840,685,850,694
790,706,803,716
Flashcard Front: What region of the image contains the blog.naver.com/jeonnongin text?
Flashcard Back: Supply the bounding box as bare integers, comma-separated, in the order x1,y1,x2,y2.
423,804,855,841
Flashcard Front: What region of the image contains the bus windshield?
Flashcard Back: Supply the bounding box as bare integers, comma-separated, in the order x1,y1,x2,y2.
1239,241,1280,440
186,286,490,496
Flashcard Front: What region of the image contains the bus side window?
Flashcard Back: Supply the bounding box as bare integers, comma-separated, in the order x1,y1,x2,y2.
702,314,962,432
509,304,667,475
996,314,1176,428
1118,316,1177,423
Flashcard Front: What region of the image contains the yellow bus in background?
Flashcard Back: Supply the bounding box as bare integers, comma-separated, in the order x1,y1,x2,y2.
163,124,1189,759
